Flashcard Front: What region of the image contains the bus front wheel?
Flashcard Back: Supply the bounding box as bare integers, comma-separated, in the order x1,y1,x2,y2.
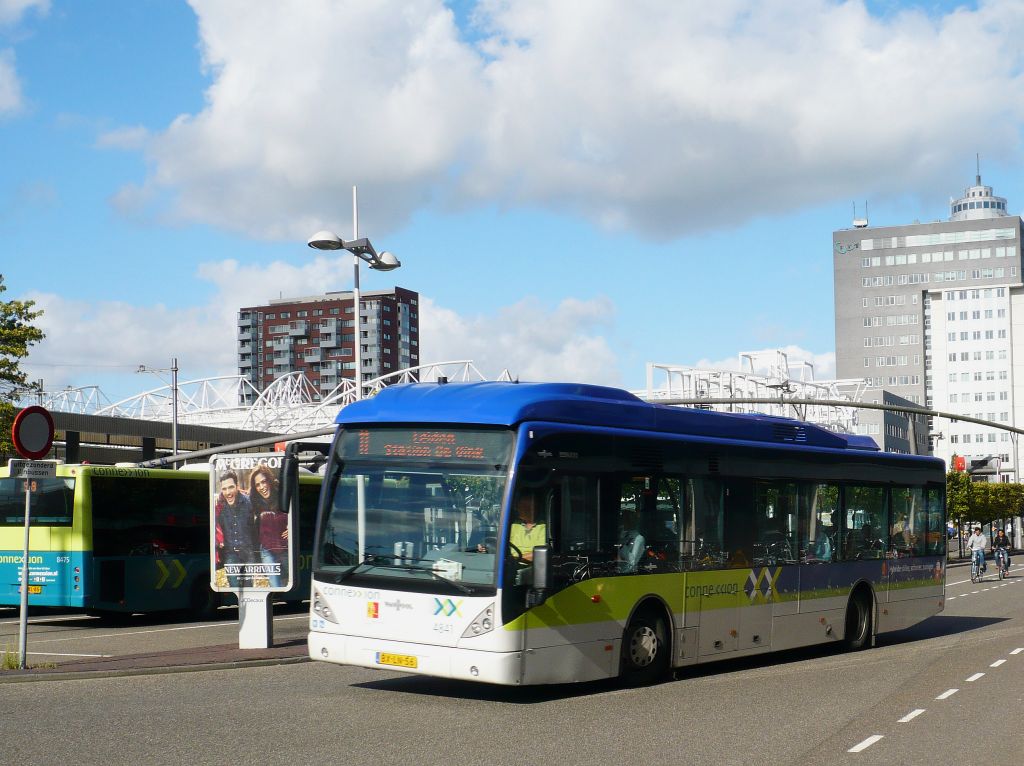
843,590,873,651
619,610,670,685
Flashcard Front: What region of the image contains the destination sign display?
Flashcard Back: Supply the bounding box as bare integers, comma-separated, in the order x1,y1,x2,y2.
340,428,512,465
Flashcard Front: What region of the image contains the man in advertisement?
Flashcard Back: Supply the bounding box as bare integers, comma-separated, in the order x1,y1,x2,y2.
215,469,257,588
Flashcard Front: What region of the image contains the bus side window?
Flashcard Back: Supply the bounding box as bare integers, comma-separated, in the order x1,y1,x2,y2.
926,487,946,556
684,477,724,570
891,487,926,557
723,479,754,568
841,485,888,561
556,475,600,556
805,484,838,563
753,481,801,566
648,477,682,567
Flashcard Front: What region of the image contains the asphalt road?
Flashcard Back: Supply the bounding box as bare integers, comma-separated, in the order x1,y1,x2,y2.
1,564,1022,766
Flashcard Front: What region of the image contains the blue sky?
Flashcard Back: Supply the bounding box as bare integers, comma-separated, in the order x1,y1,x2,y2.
2,0,1023,404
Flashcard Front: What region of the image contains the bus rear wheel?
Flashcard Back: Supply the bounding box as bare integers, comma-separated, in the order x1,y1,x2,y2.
620,610,670,685
843,590,872,651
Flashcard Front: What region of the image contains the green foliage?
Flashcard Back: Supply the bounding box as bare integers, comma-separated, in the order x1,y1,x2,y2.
0,274,45,460
1,646,18,670
946,463,1024,532
945,464,971,525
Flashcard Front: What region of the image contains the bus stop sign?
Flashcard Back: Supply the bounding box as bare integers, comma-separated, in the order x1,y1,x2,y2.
11,406,54,460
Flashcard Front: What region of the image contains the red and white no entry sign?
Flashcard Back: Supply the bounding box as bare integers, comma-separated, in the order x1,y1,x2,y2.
11,406,54,460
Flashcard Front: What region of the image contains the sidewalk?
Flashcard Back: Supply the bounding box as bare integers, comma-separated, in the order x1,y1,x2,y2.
0,637,309,684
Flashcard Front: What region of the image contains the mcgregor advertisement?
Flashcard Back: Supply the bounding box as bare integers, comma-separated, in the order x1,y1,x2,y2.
209,452,294,593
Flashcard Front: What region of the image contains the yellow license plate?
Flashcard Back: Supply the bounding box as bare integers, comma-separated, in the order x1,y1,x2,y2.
376,652,418,669
22,585,42,594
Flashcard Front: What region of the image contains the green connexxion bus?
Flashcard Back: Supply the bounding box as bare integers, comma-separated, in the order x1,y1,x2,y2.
0,463,319,616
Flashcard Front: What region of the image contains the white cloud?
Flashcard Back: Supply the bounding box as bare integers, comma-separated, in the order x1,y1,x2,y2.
22,259,620,399
0,1,47,115
691,346,837,381
96,125,150,151
22,256,356,395
419,294,620,384
0,0,47,27
121,0,1024,240
0,48,21,114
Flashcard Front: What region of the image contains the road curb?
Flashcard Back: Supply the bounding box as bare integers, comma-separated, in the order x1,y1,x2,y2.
0,653,310,684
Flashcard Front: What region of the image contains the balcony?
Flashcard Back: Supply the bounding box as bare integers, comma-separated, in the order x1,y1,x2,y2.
289,320,309,337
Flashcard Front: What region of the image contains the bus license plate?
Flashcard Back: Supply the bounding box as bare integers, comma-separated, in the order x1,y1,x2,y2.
20,585,42,594
376,652,417,669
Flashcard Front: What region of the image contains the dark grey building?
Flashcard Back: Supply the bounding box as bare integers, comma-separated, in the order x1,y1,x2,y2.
833,175,1023,477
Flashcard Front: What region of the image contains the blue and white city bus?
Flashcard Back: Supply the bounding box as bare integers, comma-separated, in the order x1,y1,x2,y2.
308,382,946,685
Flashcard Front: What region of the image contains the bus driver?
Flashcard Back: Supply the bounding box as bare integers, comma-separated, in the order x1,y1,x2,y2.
509,492,546,562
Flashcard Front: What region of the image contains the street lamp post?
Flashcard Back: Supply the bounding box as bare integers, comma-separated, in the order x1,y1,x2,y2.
308,186,401,399
137,358,179,456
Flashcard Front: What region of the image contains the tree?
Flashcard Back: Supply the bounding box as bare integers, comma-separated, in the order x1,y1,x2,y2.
946,465,971,558
0,274,45,459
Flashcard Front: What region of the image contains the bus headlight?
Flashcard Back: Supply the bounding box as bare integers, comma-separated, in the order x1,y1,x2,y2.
312,587,339,624
461,603,495,638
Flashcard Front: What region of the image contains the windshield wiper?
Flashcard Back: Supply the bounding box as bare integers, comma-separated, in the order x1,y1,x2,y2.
421,566,474,595
338,554,474,594
335,558,376,583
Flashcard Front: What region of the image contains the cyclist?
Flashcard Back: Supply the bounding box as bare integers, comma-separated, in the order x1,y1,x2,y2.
966,527,988,576
992,528,1012,575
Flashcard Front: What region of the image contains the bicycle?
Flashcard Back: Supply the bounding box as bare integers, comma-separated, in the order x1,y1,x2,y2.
994,548,1009,580
971,551,984,583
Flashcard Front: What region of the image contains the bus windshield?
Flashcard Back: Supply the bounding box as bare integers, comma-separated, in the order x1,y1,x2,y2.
316,427,514,592
0,477,75,526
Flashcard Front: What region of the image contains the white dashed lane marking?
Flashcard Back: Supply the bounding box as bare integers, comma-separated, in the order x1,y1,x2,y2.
845,593,1024,757
848,735,884,753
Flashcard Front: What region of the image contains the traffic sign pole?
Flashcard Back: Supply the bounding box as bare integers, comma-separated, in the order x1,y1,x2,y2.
18,483,31,669
10,404,55,671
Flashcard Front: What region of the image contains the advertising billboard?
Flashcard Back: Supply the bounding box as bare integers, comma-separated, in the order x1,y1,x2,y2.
209,452,295,593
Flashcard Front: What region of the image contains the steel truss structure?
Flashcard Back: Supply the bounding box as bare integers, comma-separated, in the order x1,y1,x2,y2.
31,361,513,435
642,350,868,433
28,350,867,437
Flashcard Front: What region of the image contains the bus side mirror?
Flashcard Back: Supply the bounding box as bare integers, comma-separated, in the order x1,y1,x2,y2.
531,545,551,591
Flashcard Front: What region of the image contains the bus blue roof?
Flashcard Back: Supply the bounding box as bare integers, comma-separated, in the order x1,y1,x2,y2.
335,381,885,453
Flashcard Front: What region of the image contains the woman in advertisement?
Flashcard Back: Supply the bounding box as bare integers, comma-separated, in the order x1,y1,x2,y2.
249,464,289,588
